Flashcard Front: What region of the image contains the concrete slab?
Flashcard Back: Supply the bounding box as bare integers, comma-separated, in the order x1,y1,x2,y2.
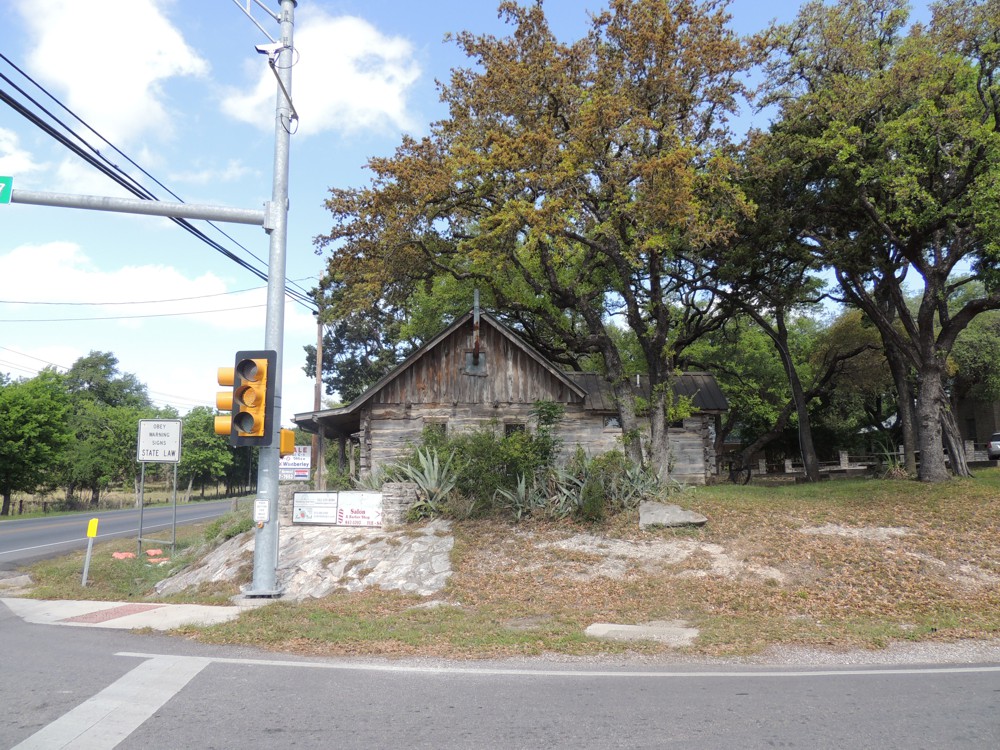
2,597,242,630
585,620,699,647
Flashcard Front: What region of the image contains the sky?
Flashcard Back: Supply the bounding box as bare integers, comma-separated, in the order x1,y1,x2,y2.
0,0,932,426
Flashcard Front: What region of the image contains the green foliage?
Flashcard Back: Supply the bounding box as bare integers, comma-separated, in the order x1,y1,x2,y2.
578,476,605,524
179,407,234,497
203,510,254,544
952,310,1000,402
0,370,73,515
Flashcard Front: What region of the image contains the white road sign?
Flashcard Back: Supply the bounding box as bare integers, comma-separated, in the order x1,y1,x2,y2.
136,419,182,463
292,491,382,527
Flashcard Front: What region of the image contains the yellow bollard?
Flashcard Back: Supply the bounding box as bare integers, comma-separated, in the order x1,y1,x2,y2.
81,518,99,587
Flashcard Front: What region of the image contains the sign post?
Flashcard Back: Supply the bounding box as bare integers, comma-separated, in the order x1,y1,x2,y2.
81,518,99,587
136,419,182,556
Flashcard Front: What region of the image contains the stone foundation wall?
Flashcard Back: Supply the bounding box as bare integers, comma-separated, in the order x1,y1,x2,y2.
278,483,297,524
382,482,419,526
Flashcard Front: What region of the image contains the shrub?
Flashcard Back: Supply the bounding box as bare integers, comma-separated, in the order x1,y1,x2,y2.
578,475,605,523
203,510,253,544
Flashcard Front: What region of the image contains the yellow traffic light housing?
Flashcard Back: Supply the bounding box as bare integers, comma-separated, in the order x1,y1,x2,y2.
214,350,277,447
279,428,295,457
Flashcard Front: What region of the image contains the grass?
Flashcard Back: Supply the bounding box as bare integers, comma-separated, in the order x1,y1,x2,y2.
15,470,1000,659
23,509,252,604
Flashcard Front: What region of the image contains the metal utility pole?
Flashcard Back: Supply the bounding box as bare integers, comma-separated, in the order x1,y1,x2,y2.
7,0,299,598
249,0,297,596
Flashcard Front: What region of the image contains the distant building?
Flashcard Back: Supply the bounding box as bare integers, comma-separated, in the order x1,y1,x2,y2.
294,310,728,485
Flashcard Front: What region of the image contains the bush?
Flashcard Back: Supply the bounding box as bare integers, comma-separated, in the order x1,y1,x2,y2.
203,510,253,544
394,402,665,524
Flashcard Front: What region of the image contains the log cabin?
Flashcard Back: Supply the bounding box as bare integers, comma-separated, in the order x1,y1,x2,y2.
293,310,728,485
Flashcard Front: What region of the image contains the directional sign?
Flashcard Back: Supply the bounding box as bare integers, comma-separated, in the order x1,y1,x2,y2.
0,176,12,205
136,419,182,463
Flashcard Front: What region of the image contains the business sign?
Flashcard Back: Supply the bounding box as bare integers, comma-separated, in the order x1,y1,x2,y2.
279,445,311,481
292,491,382,527
136,419,182,463
0,176,12,205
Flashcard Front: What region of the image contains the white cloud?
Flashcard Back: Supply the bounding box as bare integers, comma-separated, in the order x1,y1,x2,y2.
221,9,421,137
0,241,265,329
168,159,256,185
17,0,208,144
0,129,45,177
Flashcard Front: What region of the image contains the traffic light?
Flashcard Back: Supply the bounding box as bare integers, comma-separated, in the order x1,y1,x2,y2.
214,350,276,447
279,428,295,457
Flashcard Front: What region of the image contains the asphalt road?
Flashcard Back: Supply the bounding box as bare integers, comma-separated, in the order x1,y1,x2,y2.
0,499,239,569
2,602,998,750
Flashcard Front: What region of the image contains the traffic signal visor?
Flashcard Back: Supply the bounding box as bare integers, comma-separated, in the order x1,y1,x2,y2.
214,366,235,436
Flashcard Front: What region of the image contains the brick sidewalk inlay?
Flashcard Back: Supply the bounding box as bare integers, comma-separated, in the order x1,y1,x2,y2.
61,603,166,624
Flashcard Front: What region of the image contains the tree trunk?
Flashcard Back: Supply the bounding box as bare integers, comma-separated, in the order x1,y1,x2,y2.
916,365,950,482
610,376,645,467
773,314,821,482
940,404,972,478
648,385,670,483
884,339,918,475
786,363,821,481
184,476,194,504
1,489,10,516
90,486,100,507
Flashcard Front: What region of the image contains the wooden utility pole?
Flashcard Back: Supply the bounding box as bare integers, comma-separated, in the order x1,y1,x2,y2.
313,315,326,490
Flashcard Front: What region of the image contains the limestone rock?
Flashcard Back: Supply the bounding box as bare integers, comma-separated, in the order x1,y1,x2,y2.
638,501,708,530
155,519,453,601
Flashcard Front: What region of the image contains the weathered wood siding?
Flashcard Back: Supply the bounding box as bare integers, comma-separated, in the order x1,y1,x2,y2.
370,322,583,407
366,321,585,469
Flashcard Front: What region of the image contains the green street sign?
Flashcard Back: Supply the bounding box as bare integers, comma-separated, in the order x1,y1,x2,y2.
0,176,12,205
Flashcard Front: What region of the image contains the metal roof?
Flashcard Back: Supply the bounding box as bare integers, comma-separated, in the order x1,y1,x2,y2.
566,372,728,414
294,313,727,437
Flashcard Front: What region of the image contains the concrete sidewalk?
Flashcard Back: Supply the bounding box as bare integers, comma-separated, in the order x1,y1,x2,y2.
1,597,247,630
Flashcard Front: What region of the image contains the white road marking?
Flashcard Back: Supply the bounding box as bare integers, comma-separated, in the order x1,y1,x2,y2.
12,655,210,750
13,649,999,749
0,513,224,557
117,651,1000,679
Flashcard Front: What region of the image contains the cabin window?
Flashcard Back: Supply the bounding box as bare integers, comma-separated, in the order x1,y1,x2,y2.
424,420,447,438
463,350,488,376
603,415,622,430
504,422,526,437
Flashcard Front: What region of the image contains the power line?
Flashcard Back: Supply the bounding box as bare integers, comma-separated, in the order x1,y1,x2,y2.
0,285,267,306
0,52,317,310
0,346,214,410
0,303,267,323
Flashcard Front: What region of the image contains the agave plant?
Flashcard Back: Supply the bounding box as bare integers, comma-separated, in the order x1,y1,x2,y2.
543,465,586,519
397,447,458,515
493,473,546,522
353,463,398,491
